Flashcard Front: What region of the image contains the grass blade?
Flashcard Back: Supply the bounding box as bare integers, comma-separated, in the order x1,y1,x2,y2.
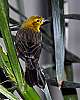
0,85,18,100
0,0,40,99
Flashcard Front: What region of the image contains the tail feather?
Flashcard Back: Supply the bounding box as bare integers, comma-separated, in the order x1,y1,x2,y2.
25,67,45,88
36,70,45,88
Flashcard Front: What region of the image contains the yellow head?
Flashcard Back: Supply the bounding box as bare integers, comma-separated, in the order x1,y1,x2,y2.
21,16,45,32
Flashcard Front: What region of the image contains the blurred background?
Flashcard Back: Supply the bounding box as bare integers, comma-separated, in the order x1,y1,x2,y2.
1,0,80,100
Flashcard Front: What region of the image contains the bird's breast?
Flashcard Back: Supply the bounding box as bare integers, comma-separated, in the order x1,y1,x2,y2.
21,28,42,44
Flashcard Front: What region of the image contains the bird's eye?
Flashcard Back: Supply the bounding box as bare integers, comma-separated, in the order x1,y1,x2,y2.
37,20,40,22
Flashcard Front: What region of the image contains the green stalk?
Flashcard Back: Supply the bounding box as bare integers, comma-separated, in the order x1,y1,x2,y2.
0,85,18,100
0,0,24,89
0,0,40,99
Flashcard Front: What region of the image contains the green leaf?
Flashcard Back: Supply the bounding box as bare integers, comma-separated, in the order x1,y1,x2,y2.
0,0,24,87
0,46,16,82
3,0,9,22
0,85,18,100
0,0,40,99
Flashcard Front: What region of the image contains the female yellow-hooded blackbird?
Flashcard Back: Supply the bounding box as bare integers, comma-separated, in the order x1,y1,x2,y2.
15,16,49,88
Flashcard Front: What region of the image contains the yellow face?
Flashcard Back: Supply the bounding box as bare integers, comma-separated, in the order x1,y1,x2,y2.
21,16,44,32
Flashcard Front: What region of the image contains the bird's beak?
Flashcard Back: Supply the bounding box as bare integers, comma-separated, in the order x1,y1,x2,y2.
42,19,50,25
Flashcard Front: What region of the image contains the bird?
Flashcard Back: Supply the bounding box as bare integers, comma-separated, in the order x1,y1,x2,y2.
15,16,49,89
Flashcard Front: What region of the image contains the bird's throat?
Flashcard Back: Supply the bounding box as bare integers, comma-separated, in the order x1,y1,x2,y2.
25,26,40,32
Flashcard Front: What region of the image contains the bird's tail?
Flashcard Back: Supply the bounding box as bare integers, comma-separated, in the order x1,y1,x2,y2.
25,61,45,89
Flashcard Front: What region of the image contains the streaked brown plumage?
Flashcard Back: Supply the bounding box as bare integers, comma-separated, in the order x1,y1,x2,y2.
15,16,48,88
